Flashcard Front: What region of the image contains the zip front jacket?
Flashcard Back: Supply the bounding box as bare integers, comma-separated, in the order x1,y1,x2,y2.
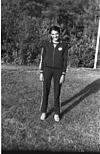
39,40,68,75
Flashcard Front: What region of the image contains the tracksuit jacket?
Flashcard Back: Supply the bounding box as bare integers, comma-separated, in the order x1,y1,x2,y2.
40,40,68,74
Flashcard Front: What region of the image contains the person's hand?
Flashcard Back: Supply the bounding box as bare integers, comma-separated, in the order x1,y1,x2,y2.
39,73,44,82
59,75,65,84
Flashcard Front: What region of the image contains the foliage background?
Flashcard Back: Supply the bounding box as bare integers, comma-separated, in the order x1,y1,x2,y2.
1,0,100,67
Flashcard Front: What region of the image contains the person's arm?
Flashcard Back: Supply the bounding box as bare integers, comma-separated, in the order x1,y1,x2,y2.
39,43,46,73
39,48,44,73
62,44,68,76
59,44,68,84
39,43,46,82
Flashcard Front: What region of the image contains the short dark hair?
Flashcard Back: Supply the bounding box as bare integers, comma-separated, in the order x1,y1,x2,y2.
49,25,60,34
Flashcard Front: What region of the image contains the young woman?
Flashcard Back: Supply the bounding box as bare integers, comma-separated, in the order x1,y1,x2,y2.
39,25,68,122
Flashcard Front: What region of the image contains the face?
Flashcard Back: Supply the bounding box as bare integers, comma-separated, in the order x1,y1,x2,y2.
50,30,60,42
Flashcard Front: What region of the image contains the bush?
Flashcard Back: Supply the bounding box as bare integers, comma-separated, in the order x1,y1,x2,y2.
68,34,96,68
1,0,100,67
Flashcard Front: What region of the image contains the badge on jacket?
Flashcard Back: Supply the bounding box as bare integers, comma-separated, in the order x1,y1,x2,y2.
58,47,62,51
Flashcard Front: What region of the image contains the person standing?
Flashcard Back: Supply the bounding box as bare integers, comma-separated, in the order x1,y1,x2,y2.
39,25,68,122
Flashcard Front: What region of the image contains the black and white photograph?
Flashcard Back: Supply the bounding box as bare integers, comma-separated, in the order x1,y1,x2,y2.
1,0,100,153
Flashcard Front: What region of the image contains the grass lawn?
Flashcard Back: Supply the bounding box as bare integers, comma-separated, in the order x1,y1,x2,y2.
1,65,100,152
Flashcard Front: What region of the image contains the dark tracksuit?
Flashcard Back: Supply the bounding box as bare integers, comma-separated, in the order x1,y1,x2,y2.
40,40,68,115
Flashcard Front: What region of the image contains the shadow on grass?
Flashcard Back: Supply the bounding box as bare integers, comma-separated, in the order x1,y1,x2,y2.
60,78,100,119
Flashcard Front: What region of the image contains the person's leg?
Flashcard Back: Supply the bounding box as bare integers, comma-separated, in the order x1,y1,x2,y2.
40,67,53,114
53,69,62,117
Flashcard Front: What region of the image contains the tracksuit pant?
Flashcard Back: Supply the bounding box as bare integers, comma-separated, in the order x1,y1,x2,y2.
40,66,62,115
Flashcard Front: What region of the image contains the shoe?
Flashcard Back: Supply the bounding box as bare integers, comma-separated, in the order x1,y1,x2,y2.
54,114,60,122
40,113,46,121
